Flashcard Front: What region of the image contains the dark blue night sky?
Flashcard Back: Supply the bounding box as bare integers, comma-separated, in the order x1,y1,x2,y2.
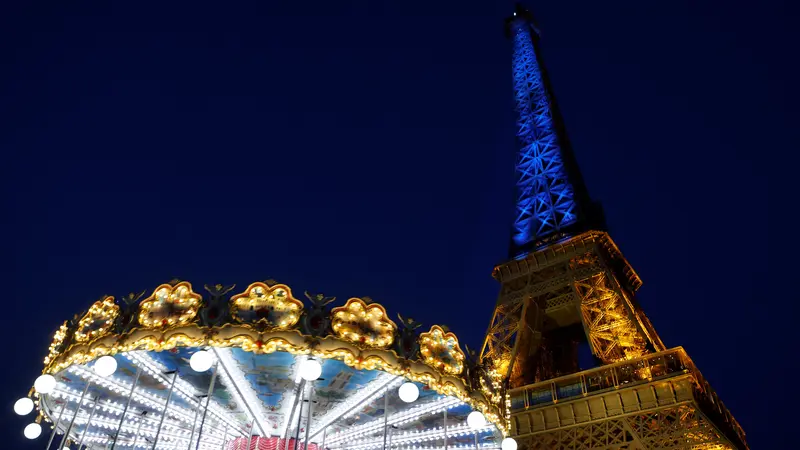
1,1,797,448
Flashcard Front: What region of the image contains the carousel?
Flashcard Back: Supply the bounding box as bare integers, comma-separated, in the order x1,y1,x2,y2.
13,281,515,450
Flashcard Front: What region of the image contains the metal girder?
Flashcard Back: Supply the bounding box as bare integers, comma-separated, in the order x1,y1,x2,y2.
574,273,648,363
480,299,527,378
510,23,577,251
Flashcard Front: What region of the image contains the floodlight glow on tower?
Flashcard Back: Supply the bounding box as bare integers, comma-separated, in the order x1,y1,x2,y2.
506,6,590,257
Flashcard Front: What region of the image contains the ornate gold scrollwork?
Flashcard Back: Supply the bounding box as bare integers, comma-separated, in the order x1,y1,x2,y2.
75,296,120,343
138,282,201,329
230,282,303,330
420,325,466,376
331,298,397,349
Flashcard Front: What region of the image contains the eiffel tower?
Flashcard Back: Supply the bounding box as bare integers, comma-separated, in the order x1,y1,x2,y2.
480,5,748,449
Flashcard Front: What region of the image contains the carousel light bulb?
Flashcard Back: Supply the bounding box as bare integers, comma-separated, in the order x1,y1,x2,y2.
467,411,486,430
34,374,56,394
501,438,517,450
190,350,214,372
300,358,322,381
94,356,118,377
398,382,419,403
24,422,42,439
14,398,34,415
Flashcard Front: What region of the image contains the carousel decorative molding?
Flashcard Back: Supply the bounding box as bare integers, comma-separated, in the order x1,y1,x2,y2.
74,296,119,343
420,325,466,376
330,297,397,349
200,283,236,327
230,282,303,330
43,321,69,365
22,280,509,450
137,281,202,329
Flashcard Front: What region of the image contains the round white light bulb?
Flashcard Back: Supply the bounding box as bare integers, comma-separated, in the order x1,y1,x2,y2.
299,358,322,381
501,437,517,450
14,397,34,416
23,422,42,439
34,374,56,395
94,355,118,377
190,350,214,372
398,382,420,403
467,411,487,430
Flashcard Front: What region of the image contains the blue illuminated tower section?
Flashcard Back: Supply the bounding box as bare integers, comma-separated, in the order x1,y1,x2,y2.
507,4,600,258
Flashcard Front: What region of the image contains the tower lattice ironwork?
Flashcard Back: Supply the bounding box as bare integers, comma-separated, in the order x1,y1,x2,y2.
510,15,576,252
481,4,748,449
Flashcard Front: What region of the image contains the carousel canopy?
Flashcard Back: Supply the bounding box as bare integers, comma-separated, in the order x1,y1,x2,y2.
22,281,508,450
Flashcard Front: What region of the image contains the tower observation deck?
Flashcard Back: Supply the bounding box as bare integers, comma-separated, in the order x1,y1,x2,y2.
481,4,748,449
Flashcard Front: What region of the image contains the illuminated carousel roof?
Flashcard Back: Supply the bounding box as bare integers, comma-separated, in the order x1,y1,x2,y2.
17,281,509,450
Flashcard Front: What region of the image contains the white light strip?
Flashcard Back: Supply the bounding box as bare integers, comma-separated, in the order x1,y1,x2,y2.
339,422,496,450
127,350,245,436
213,347,271,437
64,365,232,440
309,372,402,439
81,427,227,450
67,365,202,429
326,396,464,445
280,354,304,442
47,405,227,448
376,445,498,450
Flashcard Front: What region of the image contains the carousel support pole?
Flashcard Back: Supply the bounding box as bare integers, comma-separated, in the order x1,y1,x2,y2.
194,364,219,450
220,422,228,450
111,367,142,450
151,371,178,450
387,425,396,450
77,396,101,450
303,385,314,450
293,381,307,450
245,418,255,450
382,390,389,450
131,411,146,449
59,381,92,450
187,397,202,450
45,401,67,450
321,427,327,450
473,432,479,450
443,409,448,450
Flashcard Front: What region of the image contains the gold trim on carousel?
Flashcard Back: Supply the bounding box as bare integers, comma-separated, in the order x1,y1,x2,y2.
420,325,466,376
43,321,69,365
331,298,397,349
229,282,303,330
137,282,202,329
74,296,120,343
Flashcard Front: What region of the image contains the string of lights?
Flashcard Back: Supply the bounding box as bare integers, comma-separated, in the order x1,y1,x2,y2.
326,396,464,445
42,402,226,449
333,422,496,450
66,364,210,431
309,372,402,439
126,350,246,436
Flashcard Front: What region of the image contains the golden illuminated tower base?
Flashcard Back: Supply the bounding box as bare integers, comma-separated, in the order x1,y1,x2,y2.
507,348,746,449
481,231,664,387
479,232,748,449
